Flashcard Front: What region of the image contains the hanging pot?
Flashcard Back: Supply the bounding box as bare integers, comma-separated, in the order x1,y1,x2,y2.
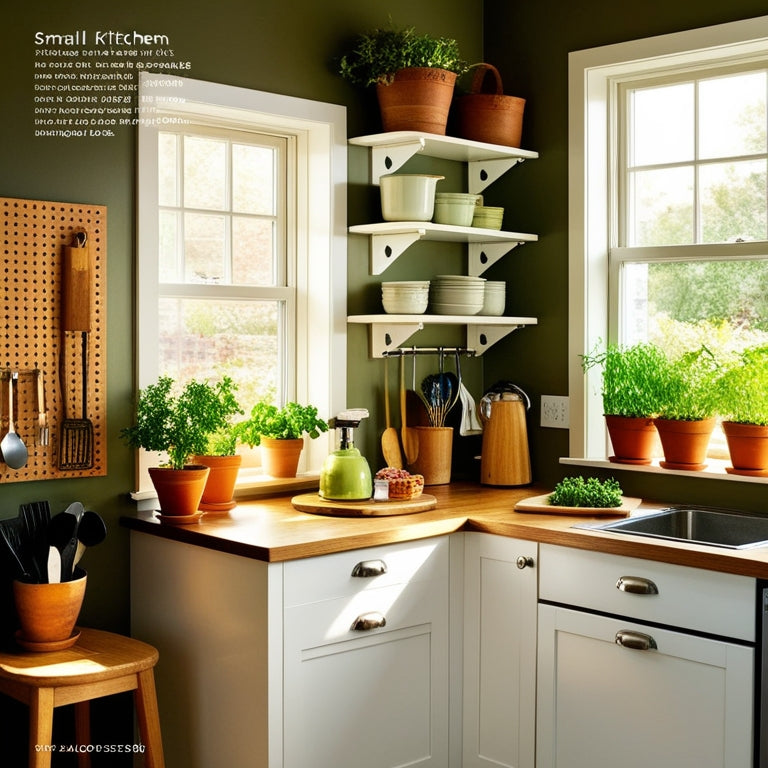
376,67,458,135
722,421,768,475
654,417,715,470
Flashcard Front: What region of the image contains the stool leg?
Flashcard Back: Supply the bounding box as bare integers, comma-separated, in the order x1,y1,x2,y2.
28,687,54,768
134,669,165,768
74,701,92,768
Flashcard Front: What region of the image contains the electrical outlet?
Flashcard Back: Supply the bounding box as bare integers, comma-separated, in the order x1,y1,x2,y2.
541,395,570,428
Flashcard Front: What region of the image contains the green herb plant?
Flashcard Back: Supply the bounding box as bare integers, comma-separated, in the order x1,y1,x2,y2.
656,345,720,421
715,344,768,425
338,25,467,87
121,376,242,470
234,402,328,447
581,342,668,418
549,476,623,508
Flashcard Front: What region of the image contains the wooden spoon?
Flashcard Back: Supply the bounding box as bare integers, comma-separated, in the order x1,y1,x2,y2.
381,357,403,469
400,355,419,464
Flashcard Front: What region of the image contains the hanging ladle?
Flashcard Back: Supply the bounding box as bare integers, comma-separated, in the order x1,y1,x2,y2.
1,371,28,470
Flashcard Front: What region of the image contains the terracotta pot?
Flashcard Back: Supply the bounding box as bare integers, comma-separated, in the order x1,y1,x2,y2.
407,427,453,485
605,415,658,464
654,417,716,470
260,437,304,478
148,465,210,516
722,421,768,475
14,569,86,646
193,454,243,512
376,68,458,135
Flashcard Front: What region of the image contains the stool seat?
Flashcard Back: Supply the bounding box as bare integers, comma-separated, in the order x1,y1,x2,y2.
0,627,164,767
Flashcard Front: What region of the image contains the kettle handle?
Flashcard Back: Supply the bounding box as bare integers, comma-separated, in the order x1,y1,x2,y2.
506,384,531,410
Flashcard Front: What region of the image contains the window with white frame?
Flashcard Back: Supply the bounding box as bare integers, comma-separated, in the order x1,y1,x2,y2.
568,16,768,472
135,73,347,499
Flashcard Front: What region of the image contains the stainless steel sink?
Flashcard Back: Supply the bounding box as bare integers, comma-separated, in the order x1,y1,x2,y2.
577,506,768,549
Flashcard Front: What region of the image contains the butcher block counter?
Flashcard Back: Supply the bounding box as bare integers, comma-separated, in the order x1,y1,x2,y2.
121,482,768,579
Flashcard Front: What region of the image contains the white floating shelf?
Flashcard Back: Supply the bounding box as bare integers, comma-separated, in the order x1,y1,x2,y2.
349,131,538,191
347,314,538,358
349,221,538,275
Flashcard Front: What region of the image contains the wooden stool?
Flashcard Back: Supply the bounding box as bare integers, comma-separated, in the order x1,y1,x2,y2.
0,627,164,768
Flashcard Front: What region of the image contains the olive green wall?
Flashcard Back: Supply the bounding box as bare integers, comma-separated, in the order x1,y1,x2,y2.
479,0,768,511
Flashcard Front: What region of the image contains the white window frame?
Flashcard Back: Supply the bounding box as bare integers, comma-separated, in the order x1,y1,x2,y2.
134,73,347,498
567,15,768,479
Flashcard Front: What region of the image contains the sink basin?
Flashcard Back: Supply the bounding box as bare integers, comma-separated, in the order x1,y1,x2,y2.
578,506,768,549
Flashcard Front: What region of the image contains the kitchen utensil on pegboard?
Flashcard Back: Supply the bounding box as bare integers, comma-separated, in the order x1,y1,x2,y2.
59,231,94,470
1,372,29,470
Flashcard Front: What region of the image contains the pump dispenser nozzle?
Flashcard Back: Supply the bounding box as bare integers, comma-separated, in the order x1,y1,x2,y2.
319,409,373,501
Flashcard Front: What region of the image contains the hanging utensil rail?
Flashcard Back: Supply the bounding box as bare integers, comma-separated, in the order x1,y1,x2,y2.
381,346,476,357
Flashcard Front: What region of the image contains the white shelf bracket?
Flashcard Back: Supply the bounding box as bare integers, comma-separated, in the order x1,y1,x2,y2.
369,321,424,357
468,157,525,194
466,323,524,355
370,139,427,183
468,241,524,276
370,230,425,274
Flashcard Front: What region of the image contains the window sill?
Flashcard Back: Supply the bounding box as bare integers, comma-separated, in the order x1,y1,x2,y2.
561,457,768,484
129,472,320,511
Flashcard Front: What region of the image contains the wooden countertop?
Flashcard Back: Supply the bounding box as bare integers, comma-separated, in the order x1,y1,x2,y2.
120,483,768,579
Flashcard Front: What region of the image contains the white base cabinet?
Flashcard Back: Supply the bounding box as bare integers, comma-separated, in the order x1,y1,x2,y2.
536,544,756,768
130,532,451,768
462,533,538,768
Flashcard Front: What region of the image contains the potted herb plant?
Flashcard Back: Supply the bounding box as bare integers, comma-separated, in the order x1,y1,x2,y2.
192,423,245,514
121,376,242,517
338,24,467,134
233,402,328,478
715,344,768,475
654,346,720,470
581,342,667,464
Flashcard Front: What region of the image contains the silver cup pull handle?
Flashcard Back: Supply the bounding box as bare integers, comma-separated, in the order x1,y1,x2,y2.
351,612,387,632
615,629,658,651
616,575,659,595
351,559,388,578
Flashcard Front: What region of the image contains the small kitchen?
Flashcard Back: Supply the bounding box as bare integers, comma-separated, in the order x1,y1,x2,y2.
3,0,768,766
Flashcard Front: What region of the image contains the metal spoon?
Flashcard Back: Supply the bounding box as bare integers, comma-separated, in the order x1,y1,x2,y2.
1,372,28,470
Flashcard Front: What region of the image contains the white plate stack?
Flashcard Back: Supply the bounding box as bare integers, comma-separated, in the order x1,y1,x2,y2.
382,281,430,314
429,275,486,315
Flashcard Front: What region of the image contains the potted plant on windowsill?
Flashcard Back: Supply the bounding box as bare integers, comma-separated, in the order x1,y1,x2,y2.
121,376,242,518
654,346,720,470
715,344,768,475
233,402,328,478
581,342,667,464
338,24,467,135
191,423,245,514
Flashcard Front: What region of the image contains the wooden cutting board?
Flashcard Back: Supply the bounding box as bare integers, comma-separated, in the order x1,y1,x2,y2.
514,493,642,517
291,493,437,517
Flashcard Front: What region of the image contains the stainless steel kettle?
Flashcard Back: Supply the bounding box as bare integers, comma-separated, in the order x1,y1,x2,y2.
479,383,531,486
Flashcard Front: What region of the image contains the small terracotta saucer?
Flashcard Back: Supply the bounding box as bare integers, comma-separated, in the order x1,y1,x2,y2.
660,461,707,471
726,466,768,477
609,456,652,465
198,500,236,513
155,511,204,525
15,628,81,652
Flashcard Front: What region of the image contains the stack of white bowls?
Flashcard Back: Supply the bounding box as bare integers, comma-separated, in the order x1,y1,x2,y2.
481,281,506,316
433,193,481,226
429,275,486,315
381,281,430,314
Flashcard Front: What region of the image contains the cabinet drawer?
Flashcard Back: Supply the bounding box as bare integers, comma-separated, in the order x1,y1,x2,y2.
283,536,449,607
539,544,755,641
285,576,446,648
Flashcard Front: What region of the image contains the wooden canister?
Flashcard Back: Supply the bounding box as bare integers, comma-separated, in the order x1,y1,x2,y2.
407,426,453,485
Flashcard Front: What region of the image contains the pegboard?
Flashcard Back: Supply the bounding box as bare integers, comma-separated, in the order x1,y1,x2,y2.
1,197,107,482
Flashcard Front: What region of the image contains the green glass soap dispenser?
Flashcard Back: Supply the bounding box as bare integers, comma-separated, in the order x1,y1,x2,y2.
319,409,373,501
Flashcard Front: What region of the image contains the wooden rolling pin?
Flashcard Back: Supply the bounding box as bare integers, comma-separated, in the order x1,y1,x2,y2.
61,232,91,332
